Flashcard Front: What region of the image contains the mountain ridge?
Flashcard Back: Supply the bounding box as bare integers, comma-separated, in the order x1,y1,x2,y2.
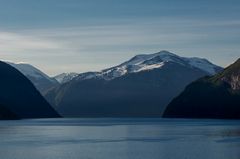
74,51,222,82
54,72,78,84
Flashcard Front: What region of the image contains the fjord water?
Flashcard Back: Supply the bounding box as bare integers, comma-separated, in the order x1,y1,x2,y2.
0,119,239,159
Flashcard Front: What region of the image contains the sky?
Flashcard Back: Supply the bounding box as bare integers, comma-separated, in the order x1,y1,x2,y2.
0,0,239,76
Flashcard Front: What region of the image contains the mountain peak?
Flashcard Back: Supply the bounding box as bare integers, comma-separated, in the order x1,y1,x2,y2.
155,50,178,56
122,50,179,68
75,51,222,82
121,51,221,75
128,50,177,62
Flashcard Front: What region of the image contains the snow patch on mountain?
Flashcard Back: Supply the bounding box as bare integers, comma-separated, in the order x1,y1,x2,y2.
75,51,222,81
135,62,165,72
186,58,217,75
54,72,78,84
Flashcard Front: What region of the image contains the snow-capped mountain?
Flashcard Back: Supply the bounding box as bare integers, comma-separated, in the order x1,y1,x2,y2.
7,62,59,94
45,50,223,117
54,72,78,84
76,51,222,81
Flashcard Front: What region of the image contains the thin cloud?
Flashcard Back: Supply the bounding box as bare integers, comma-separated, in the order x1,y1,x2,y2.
0,18,239,75
0,31,61,52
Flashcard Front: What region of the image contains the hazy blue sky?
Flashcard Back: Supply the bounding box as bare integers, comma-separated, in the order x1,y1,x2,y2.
0,0,239,75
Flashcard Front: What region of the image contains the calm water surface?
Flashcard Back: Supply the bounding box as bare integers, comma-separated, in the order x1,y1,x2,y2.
0,118,239,159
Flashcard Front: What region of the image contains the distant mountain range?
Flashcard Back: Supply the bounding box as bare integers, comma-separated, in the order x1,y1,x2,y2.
8,62,80,93
54,72,78,84
0,61,60,119
163,58,240,119
45,51,222,117
5,50,239,119
7,62,59,94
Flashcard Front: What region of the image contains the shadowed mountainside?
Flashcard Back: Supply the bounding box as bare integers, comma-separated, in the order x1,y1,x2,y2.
0,61,60,119
163,58,240,119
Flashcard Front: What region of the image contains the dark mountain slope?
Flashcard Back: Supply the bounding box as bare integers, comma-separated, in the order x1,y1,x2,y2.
8,62,59,94
0,61,60,119
163,58,240,119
